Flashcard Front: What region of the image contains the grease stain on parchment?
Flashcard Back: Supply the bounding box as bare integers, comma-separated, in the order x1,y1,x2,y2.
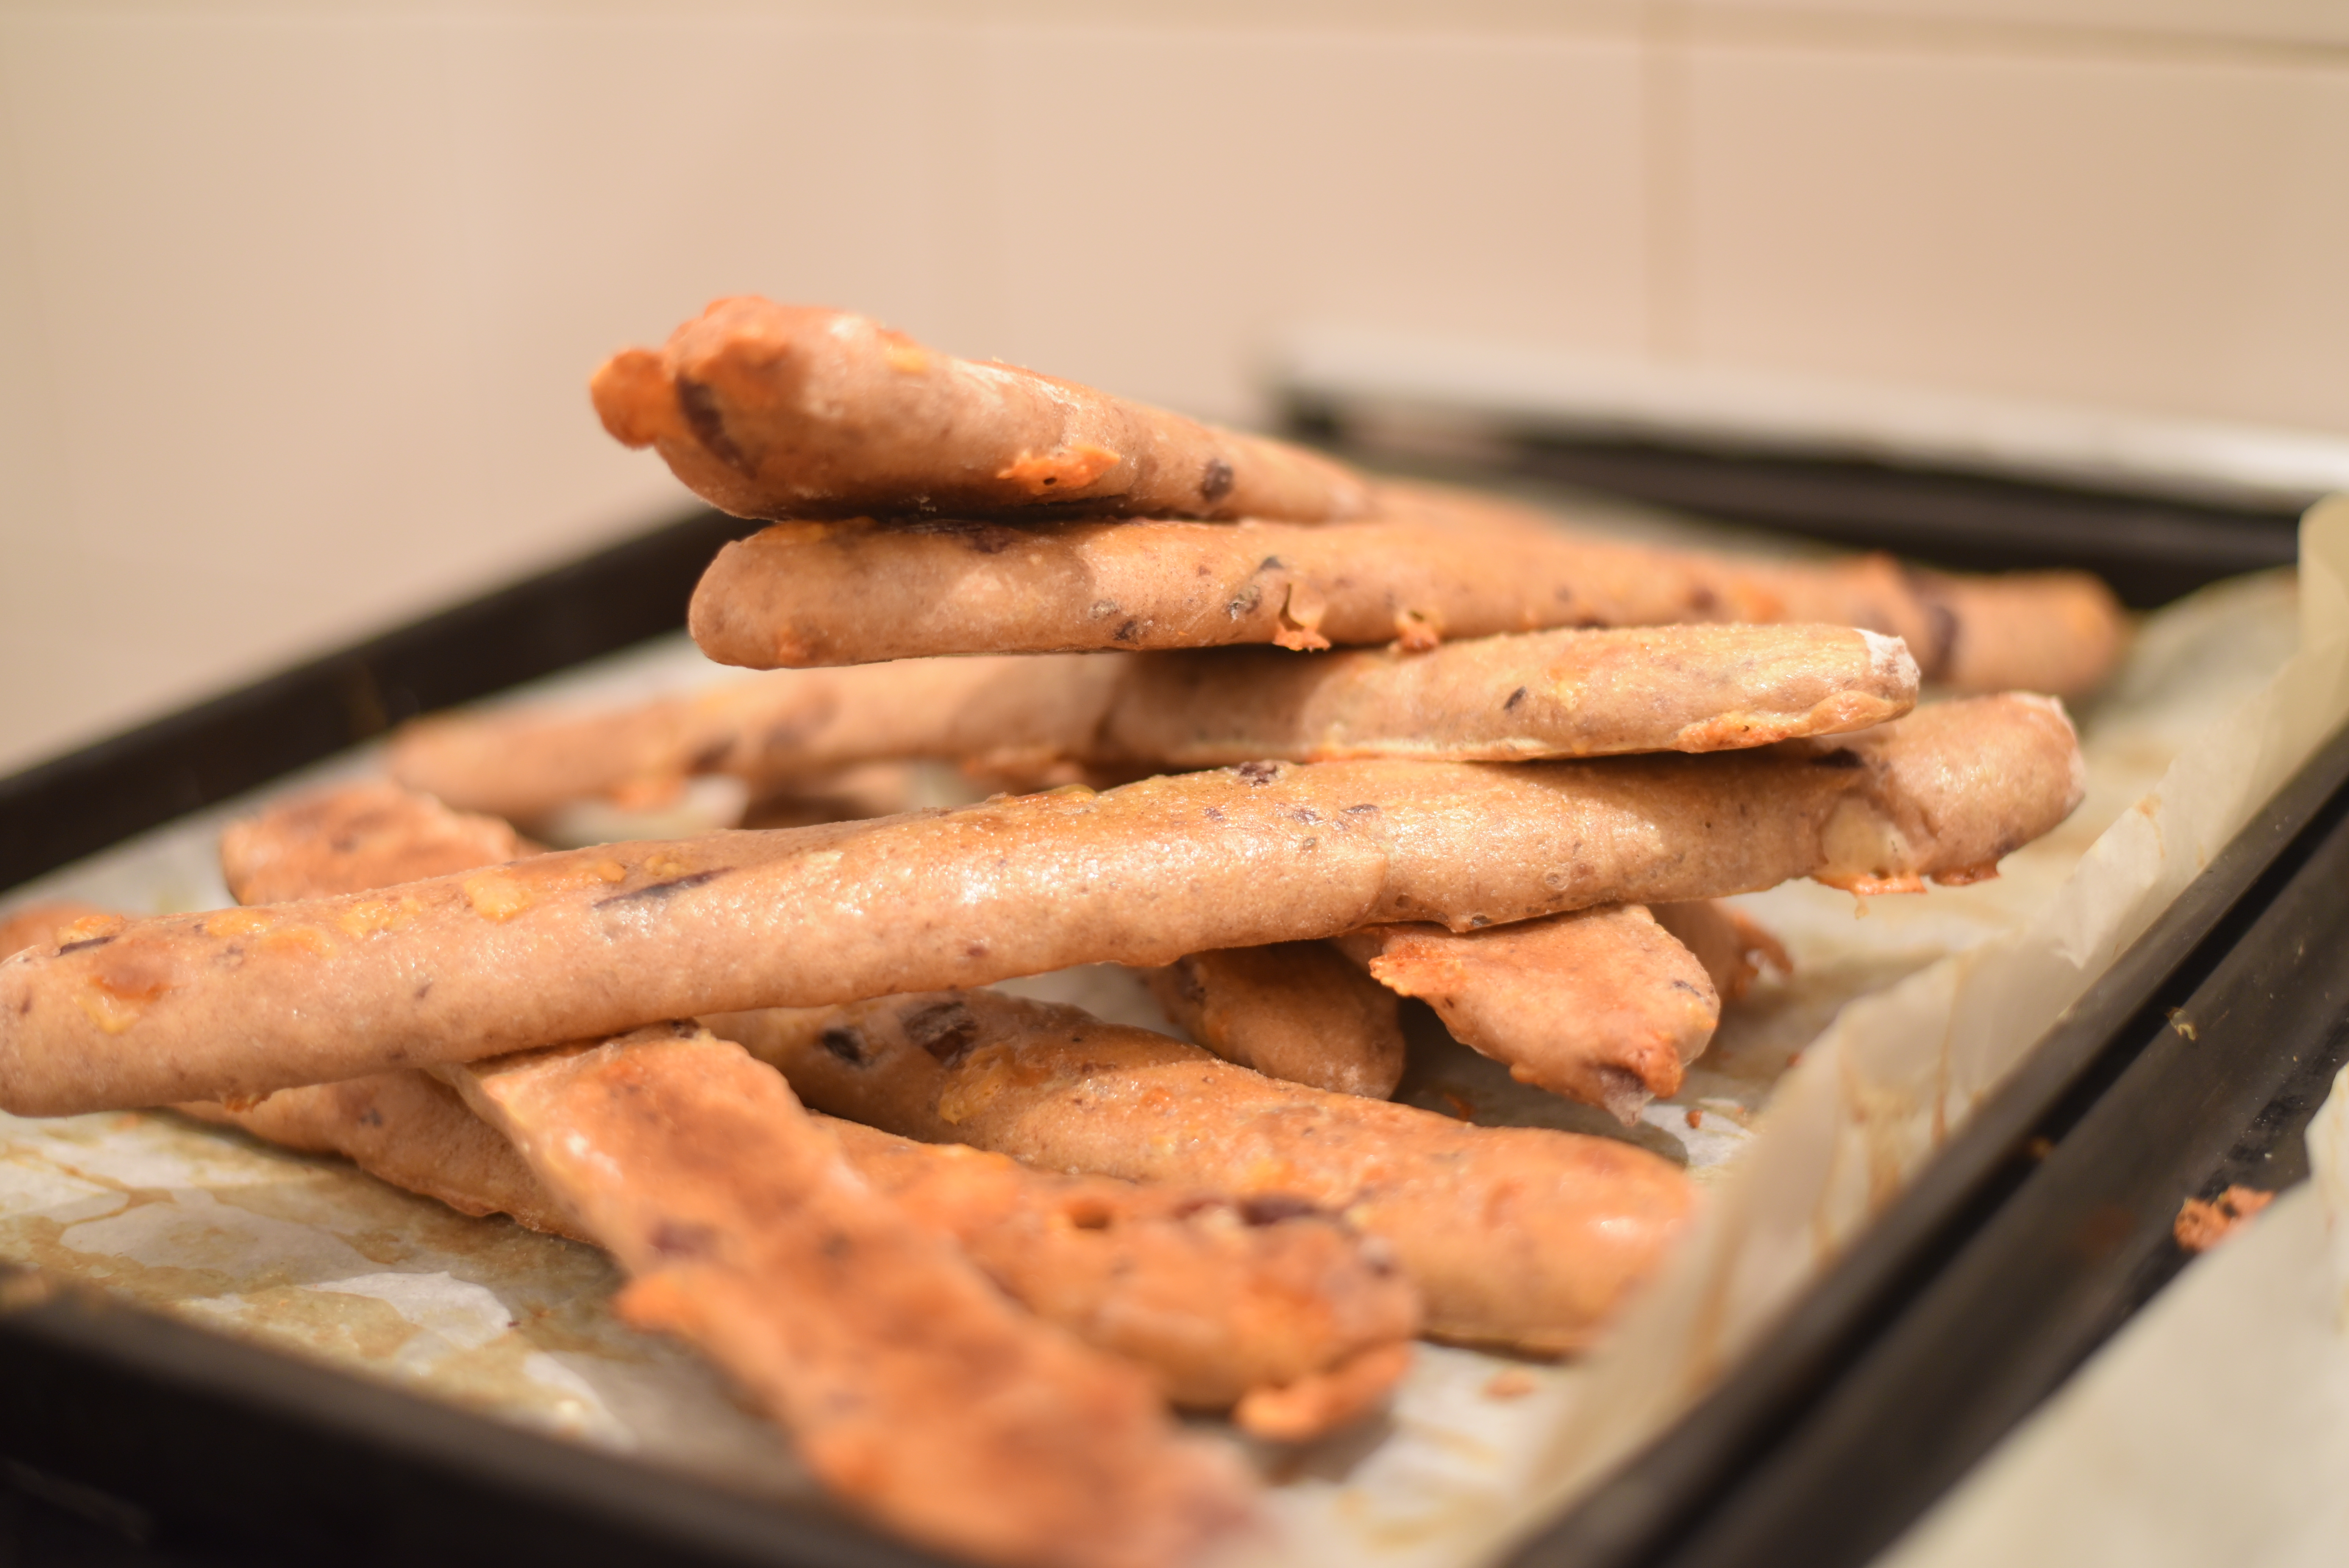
0,1104,811,1501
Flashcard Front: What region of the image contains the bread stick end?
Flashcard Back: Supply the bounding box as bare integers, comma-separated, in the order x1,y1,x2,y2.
590,348,673,449
1232,1341,1414,1444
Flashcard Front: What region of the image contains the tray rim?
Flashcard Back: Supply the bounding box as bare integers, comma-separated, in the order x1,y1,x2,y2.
4,483,2335,1568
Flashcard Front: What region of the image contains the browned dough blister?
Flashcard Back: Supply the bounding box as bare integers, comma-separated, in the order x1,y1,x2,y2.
1337,905,1720,1123
447,1027,1253,1568
0,698,2080,1116
591,297,1372,525
716,991,1692,1353
1141,942,1406,1099
686,483,2122,695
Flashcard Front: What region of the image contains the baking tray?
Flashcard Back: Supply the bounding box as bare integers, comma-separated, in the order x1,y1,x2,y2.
0,480,2335,1567
1286,399,2304,610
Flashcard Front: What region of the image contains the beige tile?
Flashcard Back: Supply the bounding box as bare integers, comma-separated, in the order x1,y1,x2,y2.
1672,41,2349,435
962,22,1650,422
0,10,1654,777
0,13,970,773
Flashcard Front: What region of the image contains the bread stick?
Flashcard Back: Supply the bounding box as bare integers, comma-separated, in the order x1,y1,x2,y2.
715,992,1691,1352
181,1073,593,1242
388,619,1917,829
1336,907,1718,1123
1141,942,1406,1099
1909,567,2130,700
0,698,2081,1115
592,297,1372,524
1100,622,1918,765
824,1117,1419,1427
194,1056,1415,1436
389,656,1123,826
448,1027,1251,1568
219,781,533,905
200,1060,1416,1438
687,508,1770,669
1650,900,1789,1003
686,486,2123,696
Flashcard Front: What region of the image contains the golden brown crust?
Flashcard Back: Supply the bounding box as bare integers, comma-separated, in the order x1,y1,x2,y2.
1141,942,1405,1099
591,298,1371,525
718,992,1693,1353
449,1028,1252,1568
1335,905,1718,1123
686,483,2124,696
0,902,114,960
824,1117,1418,1424
219,782,531,905
1649,901,1789,1004
0,698,2081,1116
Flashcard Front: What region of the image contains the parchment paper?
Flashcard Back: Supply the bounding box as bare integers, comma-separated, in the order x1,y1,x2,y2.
0,500,2336,1563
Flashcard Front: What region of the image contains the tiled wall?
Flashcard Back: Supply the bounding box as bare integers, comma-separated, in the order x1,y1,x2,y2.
1,0,2342,777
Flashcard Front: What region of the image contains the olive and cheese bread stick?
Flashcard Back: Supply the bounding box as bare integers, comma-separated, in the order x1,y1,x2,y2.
389,655,1124,828
0,697,2081,1116
718,992,1691,1353
690,506,1793,668
449,1027,1252,1568
198,1063,1417,1439
823,1117,1419,1432
688,488,2122,697
1336,907,1719,1123
204,784,1421,1438
1904,567,2130,698
388,620,1917,825
1650,901,1789,1003
1100,622,1918,765
195,1057,1417,1438
592,297,1372,525
181,1073,593,1242
1140,942,1406,1099
219,781,534,905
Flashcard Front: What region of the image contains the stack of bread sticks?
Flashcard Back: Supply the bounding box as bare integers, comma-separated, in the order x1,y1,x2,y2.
0,298,2118,1568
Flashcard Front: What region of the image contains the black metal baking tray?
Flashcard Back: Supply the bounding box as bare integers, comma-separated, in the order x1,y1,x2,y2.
0,472,2337,1568
1285,397,2303,610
